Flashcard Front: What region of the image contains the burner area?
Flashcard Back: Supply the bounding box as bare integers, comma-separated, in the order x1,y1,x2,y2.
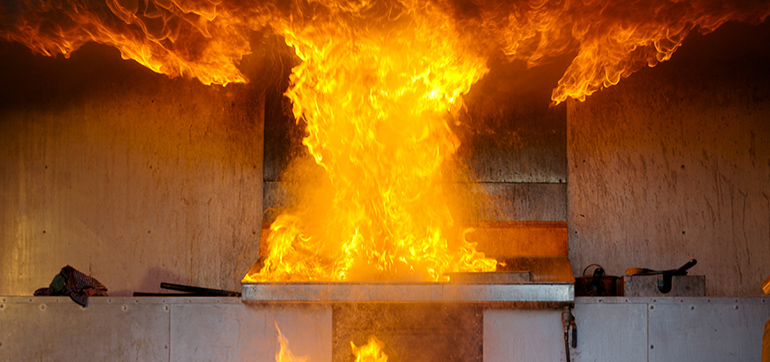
241,222,575,362
242,222,574,304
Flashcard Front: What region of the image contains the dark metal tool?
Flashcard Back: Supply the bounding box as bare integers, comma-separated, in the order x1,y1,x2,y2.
160,282,241,297
132,283,241,297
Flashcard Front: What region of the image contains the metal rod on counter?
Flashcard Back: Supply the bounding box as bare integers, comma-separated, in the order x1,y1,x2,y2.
132,292,196,297
160,282,241,297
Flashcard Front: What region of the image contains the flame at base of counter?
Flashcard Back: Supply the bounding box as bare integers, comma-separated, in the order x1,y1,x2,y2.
276,324,308,362
276,323,387,362
351,337,388,362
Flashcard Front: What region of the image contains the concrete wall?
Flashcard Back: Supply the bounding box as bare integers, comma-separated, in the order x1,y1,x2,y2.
568,21,770,296
0,42,265,295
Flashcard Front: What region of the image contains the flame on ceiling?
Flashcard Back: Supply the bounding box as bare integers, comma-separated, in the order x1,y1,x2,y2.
2,0,767,102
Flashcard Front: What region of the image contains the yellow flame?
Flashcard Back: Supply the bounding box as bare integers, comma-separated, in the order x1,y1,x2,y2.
250,1,497,282
273,327,388,362
351,336,388,362
275,323,308,362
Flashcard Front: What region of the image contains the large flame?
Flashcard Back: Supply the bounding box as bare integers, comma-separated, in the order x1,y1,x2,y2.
3,0,768,282
253,1,495,282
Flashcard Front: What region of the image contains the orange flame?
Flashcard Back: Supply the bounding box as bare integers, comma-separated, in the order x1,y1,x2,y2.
0,0,275,85
351,336,388,362
4,1,766,98
250,1,496,282
447,0,770,103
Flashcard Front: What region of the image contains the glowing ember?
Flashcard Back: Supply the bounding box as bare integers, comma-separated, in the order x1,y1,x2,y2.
3,0,768,281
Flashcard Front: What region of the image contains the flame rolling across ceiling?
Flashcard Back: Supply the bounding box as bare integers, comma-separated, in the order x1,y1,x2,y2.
0,0,265,85
2,0,768,281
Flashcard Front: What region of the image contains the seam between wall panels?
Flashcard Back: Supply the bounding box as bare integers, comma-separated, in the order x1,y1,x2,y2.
646,301,650,362
168,305,172,362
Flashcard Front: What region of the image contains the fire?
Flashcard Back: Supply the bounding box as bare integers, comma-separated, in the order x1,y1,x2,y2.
0,0,270,85
351,336,388,362
477,0,770,103
252,1,496,282
3,1,767,100
273,324,387,362
275,323,308,362
3,0,768,281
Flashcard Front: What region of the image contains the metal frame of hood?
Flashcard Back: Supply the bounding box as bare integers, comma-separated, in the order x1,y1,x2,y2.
241,281,574,303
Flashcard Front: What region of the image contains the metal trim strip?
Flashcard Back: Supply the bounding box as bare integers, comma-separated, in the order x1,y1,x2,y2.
241,282,574,303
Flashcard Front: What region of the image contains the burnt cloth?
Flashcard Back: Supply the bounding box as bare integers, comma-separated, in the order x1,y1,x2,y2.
34,265,108,307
